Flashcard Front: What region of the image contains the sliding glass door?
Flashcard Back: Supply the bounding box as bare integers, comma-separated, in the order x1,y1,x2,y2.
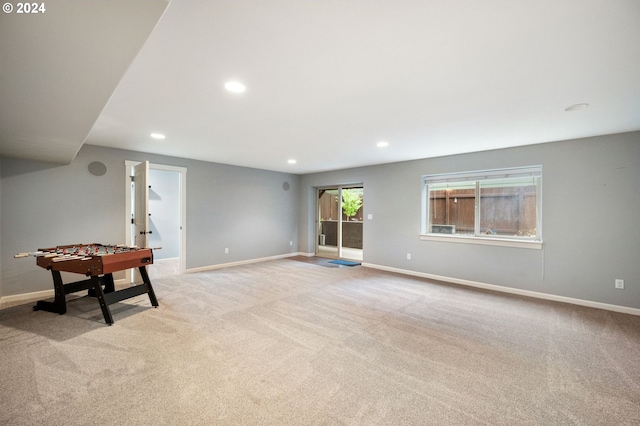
317,186,363,261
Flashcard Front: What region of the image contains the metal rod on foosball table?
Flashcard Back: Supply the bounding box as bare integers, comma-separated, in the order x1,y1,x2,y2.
14,251,55,258
14,252,38,258
51,256,92,262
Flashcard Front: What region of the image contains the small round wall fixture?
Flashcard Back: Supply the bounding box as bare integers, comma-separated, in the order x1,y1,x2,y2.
282,181,290,191
87,161,107,177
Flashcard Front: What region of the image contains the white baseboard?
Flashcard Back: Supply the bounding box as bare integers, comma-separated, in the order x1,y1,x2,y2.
0,278,133,310
0,289,54,310
186,252,306,274
10,257,632,317
1,252,311,308
362,262,640,317
1,252,305,308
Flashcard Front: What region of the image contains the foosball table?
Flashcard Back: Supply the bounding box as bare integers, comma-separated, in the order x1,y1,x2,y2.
15,244,159,325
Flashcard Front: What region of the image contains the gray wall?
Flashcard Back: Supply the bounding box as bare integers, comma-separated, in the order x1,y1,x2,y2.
186,159,298,269
2,133,639,310
148,169,180,259
0,159,2,298
299,132,640,309
0,144,299,297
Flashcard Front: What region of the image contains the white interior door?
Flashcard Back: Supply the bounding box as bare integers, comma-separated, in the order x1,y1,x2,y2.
133,161,150,249
125,160,187,278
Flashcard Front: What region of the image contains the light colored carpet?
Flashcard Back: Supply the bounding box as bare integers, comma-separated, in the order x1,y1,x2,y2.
1,259,639,425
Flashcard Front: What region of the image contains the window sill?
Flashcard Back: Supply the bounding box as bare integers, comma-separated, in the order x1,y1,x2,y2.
420,234,543,249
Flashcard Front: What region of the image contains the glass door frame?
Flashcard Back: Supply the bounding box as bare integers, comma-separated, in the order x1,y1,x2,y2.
315,184,363,261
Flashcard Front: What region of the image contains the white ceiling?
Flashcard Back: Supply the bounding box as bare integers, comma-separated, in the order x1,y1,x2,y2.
2,0,639,174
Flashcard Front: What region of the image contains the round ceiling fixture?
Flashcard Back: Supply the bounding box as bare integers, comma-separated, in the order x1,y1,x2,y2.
377,141,389,147
564,103,589,112
150,133,166,139
225,81,246,93
287,159,297,164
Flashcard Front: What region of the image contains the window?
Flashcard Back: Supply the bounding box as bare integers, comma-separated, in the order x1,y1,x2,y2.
422,166,542,248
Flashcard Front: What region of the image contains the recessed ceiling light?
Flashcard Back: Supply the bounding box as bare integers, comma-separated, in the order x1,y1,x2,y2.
287,159,297,164
150,133,166,140
377,141,389,147
225,81,246,93
564,103,589,112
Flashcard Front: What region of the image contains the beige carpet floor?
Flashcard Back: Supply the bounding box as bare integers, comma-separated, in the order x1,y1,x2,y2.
1,259,639,425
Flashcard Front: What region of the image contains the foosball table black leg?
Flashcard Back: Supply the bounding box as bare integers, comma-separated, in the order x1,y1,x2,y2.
33,270,67,315
138,266,159,308
87,274,116,297
103,273,115,293
90,276,114,325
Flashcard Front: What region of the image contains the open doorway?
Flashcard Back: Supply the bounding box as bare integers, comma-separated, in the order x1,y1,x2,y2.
125,161,187,281
316,185,363,261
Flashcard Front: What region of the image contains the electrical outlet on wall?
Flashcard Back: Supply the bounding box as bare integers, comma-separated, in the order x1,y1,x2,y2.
615,279,624,289
225,248,229,254
407,253,411,260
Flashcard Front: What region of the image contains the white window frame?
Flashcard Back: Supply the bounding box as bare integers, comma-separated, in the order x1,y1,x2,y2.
421,166,543,249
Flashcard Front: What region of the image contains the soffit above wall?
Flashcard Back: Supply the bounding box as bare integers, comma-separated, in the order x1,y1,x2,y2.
0,0,169,164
